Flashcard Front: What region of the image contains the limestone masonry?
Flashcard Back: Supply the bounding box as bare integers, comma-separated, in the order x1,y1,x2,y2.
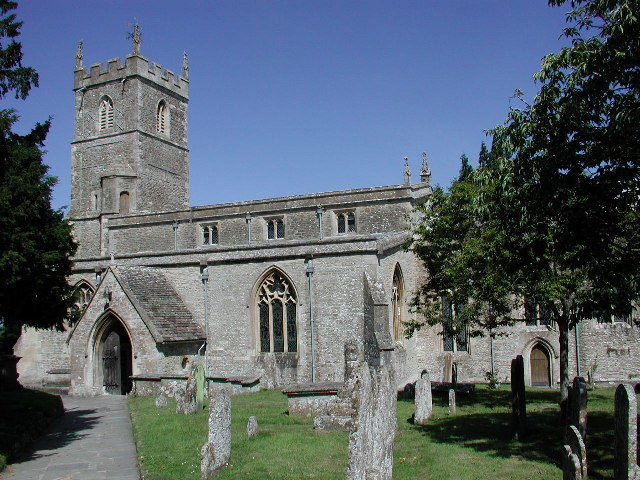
14,32,640,396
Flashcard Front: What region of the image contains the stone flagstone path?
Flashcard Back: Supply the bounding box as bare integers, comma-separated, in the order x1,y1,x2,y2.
2,395,139,480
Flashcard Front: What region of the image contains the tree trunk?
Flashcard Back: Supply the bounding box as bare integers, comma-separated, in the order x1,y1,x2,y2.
558,319,570,421
0,324,23,392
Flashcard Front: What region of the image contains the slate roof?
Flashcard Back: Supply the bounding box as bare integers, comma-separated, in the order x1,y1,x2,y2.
116,266,205,343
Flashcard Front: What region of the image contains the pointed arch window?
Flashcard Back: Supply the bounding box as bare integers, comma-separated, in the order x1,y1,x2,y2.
99,96,114,130
256,270,297,353
156,100,169,135
119,191,130,214
391,265,405,342
442,296,469,352
71,280,95,320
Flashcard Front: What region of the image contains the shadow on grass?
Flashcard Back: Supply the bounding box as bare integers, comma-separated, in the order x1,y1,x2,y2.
409,387,616,479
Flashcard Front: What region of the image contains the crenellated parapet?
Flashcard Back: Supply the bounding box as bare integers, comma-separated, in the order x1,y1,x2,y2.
74,53,189,99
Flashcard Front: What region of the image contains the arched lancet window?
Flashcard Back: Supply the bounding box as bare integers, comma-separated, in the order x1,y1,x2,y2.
119,191,130,214
156,100,169,135
256,270,297,353
391,265,405,341
99,96,114,130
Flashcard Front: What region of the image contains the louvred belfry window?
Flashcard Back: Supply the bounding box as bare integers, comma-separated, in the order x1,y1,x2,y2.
157,100,168,134
99,96,114,130
257,270,297,353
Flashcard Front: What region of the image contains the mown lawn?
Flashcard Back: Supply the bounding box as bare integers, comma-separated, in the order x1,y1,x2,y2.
129,386,617,480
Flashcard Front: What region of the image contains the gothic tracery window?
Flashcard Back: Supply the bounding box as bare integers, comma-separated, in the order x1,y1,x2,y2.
72,280,95,317
256,270,297,353
99,96,114,130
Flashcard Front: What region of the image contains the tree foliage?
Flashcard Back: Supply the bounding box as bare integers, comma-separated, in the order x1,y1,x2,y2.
0,1,77,356
409,0,639,410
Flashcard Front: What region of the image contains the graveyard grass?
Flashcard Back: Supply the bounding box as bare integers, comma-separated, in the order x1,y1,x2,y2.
129,386,617,480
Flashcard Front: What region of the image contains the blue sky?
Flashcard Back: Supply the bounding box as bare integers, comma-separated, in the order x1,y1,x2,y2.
5,1,572,211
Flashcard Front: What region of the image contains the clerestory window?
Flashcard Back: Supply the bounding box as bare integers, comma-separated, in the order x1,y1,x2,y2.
337,211,356,234
71,280,95,319
257,270,297,353
267,218,284,240
202,224,219,245
156,100,169,135
442,296,469,353
99,96,114,130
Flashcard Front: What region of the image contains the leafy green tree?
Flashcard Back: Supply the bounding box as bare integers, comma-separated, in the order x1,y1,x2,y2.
410,0,639,414
407,152,515,342
0,1,77,387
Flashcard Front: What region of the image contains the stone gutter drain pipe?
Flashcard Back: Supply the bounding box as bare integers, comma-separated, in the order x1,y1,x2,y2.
200,267,210,376
306,258,316,383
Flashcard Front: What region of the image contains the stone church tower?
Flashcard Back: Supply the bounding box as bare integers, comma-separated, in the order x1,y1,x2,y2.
70,27,189,256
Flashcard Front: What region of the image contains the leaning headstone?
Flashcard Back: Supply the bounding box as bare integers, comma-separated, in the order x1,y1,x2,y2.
511,355,526,441
614,383,640,480
346,361,396,480
448,389,456,416
414,369,432,425
568,376,588,441
563,424,587,480
201,388,231,478
155,394,167,408
247,416,259,437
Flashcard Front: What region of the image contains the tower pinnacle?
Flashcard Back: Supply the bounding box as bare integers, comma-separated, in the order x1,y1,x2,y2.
420,151,432,186
403,156,411,186
182,52,189,80
75,41,83,69
131,24,141,55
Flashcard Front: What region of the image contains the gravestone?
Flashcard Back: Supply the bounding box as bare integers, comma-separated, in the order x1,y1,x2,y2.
346,360,396,480
155,394,167,408
247,416,259,437
614,383,640,480
201,388,231,478
563,424,587,480
195,364,206,410
511,355,526,440
568,376,588,441
181,373,198,415
414,369,432,425
448,389,456,416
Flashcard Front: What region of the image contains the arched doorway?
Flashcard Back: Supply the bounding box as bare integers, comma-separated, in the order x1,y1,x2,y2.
530,344,551,387
96,317,133,395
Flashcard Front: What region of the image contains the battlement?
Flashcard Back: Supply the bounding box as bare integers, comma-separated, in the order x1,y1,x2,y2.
74,54,189,98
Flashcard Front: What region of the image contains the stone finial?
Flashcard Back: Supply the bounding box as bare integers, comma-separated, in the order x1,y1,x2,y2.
420,151,432,185
182,52,189,80
131,24,141,55
75,41,83,69
403,156,411,186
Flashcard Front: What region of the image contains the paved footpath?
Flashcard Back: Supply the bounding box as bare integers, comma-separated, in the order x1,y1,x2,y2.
2,395,139,480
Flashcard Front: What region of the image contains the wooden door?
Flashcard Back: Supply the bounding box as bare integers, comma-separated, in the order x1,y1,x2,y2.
102,330,121,394
530,346,550,387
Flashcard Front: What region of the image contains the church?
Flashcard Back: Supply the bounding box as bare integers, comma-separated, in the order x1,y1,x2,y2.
14,32,640,396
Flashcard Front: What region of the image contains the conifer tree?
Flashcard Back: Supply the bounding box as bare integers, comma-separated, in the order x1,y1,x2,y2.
0,1,77,389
